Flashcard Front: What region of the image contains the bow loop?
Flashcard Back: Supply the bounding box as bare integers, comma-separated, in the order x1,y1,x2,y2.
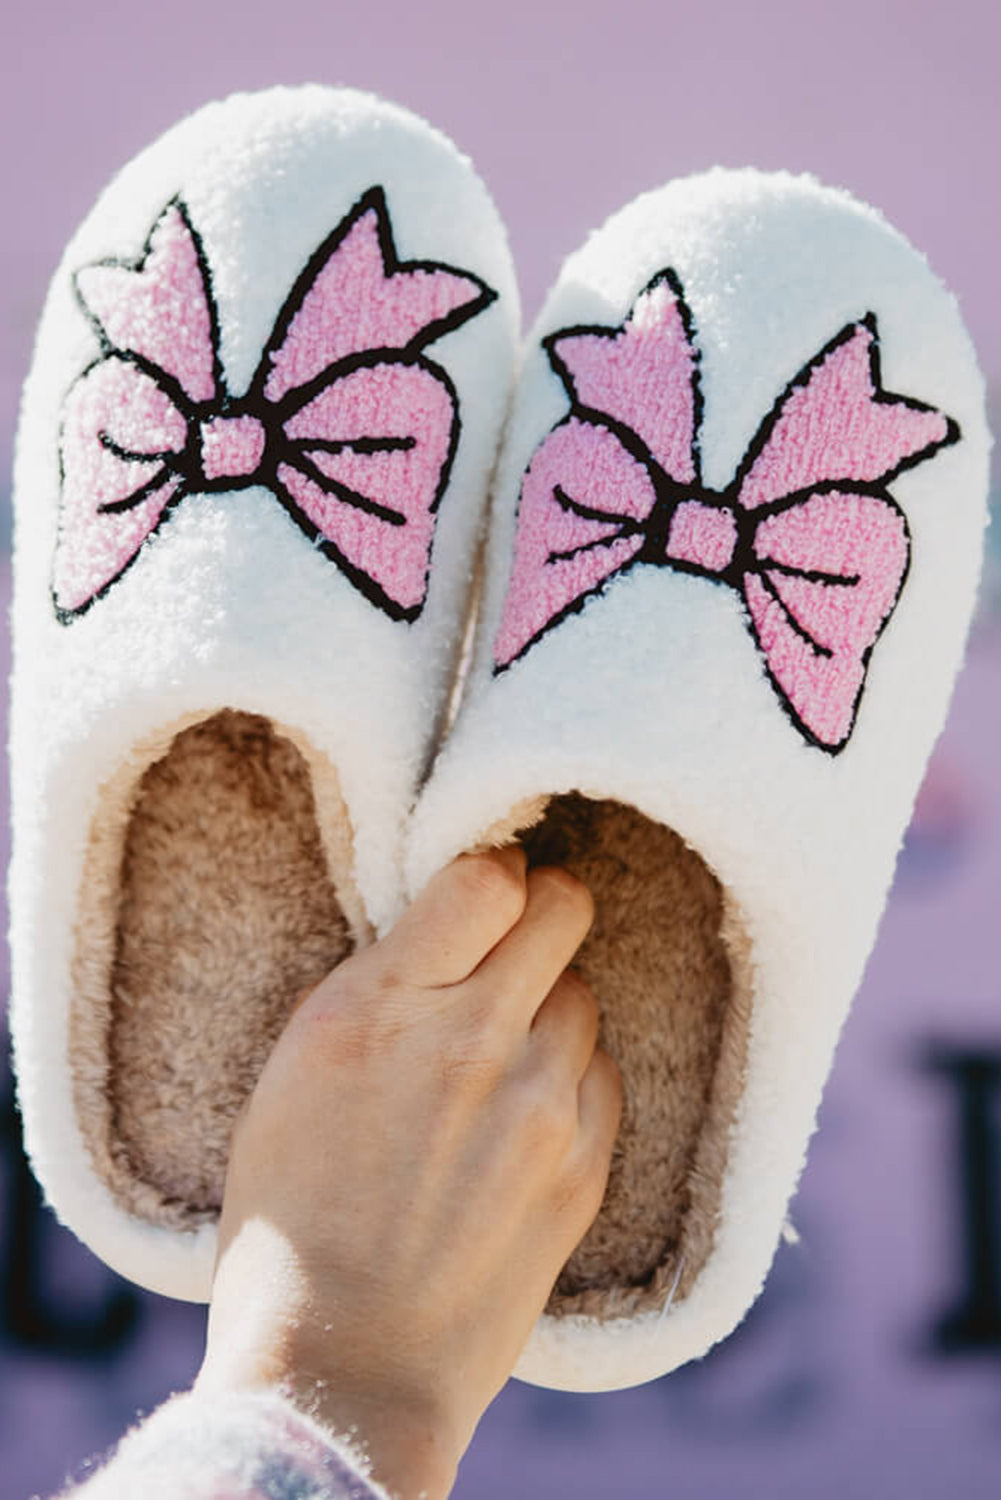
736,319,954,511
546,270,700,486
261,188,494,406
75,202,218,404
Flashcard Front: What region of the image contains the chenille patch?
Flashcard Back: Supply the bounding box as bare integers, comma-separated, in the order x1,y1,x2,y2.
493,269,959,753
54,187,497,623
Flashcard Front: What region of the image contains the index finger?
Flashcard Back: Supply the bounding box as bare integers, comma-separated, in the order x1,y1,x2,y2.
379,845,529,988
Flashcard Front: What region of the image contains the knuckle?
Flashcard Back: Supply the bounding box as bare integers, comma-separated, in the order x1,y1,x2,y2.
309,977,404,1065
515,1067,577,1153
583,1048,624,1144
359,949,407,1004
439,1044,504,1100
579,1150,614,1221
314,1010,377,1065
539,971,599,1053
439,1011,506,1093
559,968,598,1023
554,1151,605,1222
595,1046,624,1109
585,1045,622,1110
531,865,595,925
454,850,527,924
463,989,511,1055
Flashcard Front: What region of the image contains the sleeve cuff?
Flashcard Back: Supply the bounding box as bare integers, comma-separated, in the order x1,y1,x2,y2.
62,1385,393,1500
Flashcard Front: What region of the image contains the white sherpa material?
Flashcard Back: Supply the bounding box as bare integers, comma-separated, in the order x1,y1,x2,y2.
9,85,518,1301
406,169,990,1391
73,1388,388,1499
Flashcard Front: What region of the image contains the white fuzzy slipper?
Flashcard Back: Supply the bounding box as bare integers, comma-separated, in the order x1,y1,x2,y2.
8,84,518,1301
406,169,990,1391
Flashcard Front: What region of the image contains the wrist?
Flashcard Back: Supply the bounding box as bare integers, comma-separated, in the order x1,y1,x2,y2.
302,1383,460,1500
200,1225,464,1495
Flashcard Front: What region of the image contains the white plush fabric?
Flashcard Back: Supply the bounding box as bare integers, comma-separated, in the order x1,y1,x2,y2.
8,85,518,1300
66,1388,388,1499
406,169,991,1391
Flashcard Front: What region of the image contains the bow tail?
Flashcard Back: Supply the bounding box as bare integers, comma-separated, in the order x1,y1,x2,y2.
275,459,434,619
743,489,911,750
742,572,873,750
278,359,459,618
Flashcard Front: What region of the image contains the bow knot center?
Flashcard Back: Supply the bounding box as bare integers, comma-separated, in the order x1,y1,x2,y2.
199,414,267,483
665,498,737,576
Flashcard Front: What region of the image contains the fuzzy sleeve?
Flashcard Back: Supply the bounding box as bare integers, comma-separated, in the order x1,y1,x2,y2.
56,1387,394,1500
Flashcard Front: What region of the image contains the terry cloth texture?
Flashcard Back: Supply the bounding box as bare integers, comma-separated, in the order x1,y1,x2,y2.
406,167,991,1391
9,83,518,1303
59,1388,390,1500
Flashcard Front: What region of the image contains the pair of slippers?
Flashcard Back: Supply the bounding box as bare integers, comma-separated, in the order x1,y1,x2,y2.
8,84,989,1393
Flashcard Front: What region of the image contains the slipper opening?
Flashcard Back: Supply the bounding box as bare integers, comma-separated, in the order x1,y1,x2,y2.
514,793,753,1320
69,708,370,1234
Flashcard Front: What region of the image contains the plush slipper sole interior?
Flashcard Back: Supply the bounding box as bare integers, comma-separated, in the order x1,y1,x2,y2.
70,709,367,1234
510,796,751,1318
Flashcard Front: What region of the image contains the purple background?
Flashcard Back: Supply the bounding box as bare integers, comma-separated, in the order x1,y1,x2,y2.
2,3,999,1496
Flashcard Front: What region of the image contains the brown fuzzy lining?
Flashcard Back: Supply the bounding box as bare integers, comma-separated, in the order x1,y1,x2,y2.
69,709,372,1232
515,794,754,1320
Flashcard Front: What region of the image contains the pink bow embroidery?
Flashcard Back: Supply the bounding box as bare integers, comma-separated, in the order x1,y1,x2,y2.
493,270,959,751
54,187,496,622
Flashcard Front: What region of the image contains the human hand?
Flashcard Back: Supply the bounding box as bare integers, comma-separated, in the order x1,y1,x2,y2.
195,847,622,1499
